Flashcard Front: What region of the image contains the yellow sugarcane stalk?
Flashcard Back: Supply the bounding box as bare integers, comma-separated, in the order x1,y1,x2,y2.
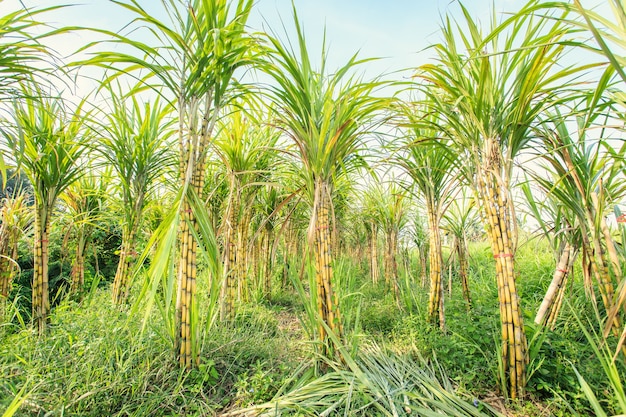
535,243,572,327
314,179,343,357
221,183,240,320
476,153,527,399
70,228,87,296
548,245,576,330
177,187,201,368
33,206,50,335
458,236,472,311
369,223,379,284
178,203,194,368
70,252,84,295
427,207,444,329
175,92,221,369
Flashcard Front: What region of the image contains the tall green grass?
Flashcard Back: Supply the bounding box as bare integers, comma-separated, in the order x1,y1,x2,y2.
0,289,299,416
1,237,621,416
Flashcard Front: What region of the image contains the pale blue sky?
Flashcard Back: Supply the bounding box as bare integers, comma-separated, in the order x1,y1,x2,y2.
2,1,571,66
3,0,610,89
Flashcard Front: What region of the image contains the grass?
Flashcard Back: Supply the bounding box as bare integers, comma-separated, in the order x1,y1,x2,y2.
0,290,301,416
1,238,622,416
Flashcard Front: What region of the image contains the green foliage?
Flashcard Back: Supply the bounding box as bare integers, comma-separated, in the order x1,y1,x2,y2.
0,4,63,99
1,1,625,415
360,293,401,334
232,343,499,417
0,230,622,416
0,289,299,416
234,361,289,407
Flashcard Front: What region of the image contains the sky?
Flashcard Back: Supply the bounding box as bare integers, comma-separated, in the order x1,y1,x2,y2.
1,0,612,99
5,0,602,83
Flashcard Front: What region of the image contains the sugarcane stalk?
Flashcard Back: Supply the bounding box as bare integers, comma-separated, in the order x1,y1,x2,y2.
314,179,343,357
384,230,392,287
221,181,240,320
33,205,51,335
70,227,87,295
263,228,273,297
236,205,250,302
561,144,621,334
419,246,428,288
427,206,444,329
176,90,219,369
0,213,20,308
458,234,472,310
111,226,138,304
382,224,400,304
369,222,379,284
547,245,576,329
535,243,572,326
476,143,527,399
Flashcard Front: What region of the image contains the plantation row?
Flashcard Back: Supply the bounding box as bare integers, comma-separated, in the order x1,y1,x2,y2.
1,0,625,415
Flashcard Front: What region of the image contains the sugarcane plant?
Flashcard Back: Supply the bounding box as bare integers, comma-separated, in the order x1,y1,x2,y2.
554,0,626,344
260,9,385,358
213,104,279,318
363,215,380,285
76,0,257,368
393,101,458,328
362,180,410,306
1,86,89,334
416,1,582,397
60,170,109,298
0,4,66,182
534,106,626,340
98,89,175,305
522,181,581,329
441,190,480,312
0,187,32,318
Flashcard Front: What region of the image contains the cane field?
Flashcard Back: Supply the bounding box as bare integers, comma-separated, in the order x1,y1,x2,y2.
1,0,625,416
